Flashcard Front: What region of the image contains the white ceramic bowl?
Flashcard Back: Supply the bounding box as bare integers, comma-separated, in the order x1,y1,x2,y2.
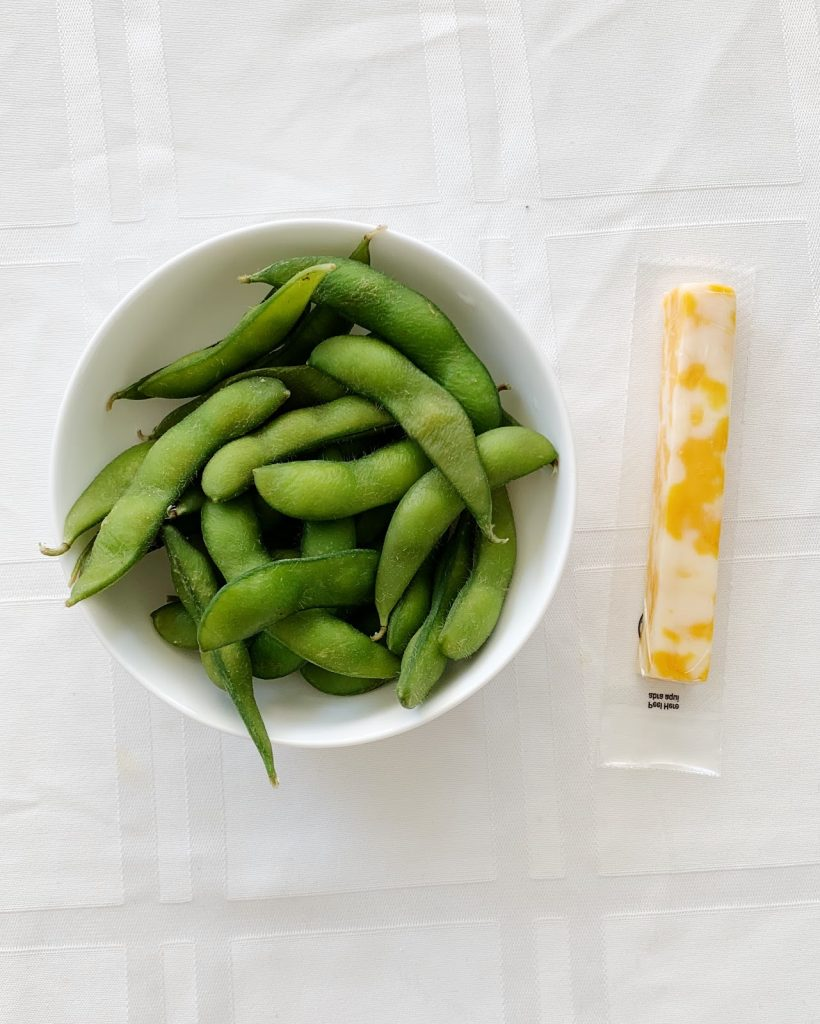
50,220,575,747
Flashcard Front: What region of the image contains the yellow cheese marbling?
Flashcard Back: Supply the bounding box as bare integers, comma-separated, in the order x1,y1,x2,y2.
639,283,736,684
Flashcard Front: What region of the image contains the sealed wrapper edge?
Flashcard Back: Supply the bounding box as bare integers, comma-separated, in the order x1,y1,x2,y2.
638,282,736,685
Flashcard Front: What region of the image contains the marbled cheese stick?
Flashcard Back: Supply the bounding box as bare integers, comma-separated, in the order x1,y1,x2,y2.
639,283,736,684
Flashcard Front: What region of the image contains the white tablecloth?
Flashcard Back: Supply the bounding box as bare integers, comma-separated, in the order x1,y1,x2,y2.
4,1,820,1021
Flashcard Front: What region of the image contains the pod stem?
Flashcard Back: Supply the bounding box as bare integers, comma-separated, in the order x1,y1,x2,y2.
486,526,509,545
39,541,69,557
371,624,387,642
107,381,147,409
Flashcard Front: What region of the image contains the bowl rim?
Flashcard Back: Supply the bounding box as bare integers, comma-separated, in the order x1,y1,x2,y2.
49,218,576,748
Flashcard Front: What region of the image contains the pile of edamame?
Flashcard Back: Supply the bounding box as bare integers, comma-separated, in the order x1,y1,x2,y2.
44,229,558,784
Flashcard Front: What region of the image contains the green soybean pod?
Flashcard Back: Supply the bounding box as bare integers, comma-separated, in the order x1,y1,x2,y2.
163,524,277,785
249,631,303,680
299,447,357,557
201,497,304,680
198,549,379,650
201,495,269,579
251,226,380,332
309,335,496,540
151,600,198,650
40,440,153,556
386,558,435,656
110,264,334,403
301,663,389,697
265,228,379,366
68,532,97,586
252,481,383,678
202,395,393,502
166,483,205,520
396,518,473,709
73,532,162,588
301,518,356,556
375,426,557,632
146,366,346,440
297,466,362,638
241,256,501,432
68,377,290,606
440,488,517,659
255,439,430,520
269,610,399,679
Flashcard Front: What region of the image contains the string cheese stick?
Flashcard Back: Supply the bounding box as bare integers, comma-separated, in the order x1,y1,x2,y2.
639,283,736,684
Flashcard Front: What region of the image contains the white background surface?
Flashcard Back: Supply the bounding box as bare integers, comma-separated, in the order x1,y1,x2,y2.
3,1,820,1021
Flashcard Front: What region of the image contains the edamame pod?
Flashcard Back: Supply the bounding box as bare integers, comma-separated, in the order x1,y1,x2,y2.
301,518,356,556
396,519,473,709
265,228,378,365
301,663,389,697
294,453,358,626
147,365,346,440
255,487,390,677
40,440,153,556
201,496,304,679
44,458,204,558
202,494,382,679
241,257,501,432
163,524,277,785
202,395,393,502
68,377,290,605
201,495,269,579
254,439,430,520
269,610,399,679
68,532,97,586
440,488,517,659
309,336,496,539
386,558,434,656
111,264,334,402
198,549,379,650
299,448,356,557
151,600,198,649
166,483,205,519
375,426,556,631
249,631,304,679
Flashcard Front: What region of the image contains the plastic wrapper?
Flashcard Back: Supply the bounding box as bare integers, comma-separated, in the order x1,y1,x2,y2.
599,263,754,776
